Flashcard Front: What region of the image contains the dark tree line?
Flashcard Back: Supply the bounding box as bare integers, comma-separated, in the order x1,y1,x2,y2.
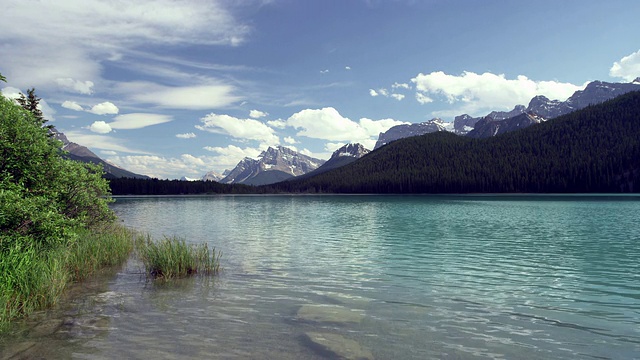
109,178,258,195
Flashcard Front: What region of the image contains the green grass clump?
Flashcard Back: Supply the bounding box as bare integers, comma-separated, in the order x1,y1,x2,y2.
137,236,221,280
0,225,138,326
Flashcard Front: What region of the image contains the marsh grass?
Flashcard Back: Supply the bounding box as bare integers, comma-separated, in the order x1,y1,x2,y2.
0,225,137,326
137,236,221,280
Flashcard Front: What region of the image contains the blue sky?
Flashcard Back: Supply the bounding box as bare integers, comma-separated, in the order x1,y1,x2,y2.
1,0,639,179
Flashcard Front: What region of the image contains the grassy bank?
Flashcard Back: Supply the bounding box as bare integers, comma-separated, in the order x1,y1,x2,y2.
0,225,140,326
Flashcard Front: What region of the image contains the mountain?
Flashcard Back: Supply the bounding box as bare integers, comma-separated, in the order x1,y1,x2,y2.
51,128,149,179
374,118,446,149
220,146,325,185
271,91,640,194
469,80,640,138
202,170,225,182
466,112,545,138
294,143,370,180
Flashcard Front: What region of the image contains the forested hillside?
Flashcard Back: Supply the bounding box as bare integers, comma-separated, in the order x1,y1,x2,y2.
270,91,640,193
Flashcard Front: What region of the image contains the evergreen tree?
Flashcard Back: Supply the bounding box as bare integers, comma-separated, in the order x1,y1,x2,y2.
16,88,45,125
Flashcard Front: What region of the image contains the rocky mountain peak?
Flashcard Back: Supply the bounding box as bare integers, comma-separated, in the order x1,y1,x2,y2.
329,143,370,160
374,118,446,149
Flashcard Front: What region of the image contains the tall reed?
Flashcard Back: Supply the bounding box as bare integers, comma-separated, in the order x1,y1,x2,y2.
0,225,137,326
136,236,221,280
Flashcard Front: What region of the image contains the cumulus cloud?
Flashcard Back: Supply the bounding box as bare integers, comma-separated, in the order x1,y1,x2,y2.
286,107,407,149
610,49,640,82
106,153,218,179
203,144,263,169
392,82,411,89
176,132,196,139
370,87,404,100
411,71,584,116
110,113,172,129
249,109,268,118
61,100,83,111
89,101,119,115
283,136,298,144
267,119,287,129
89,120,112,134
118,82,241,110
416,93,434,104
320,69,329,74
345,66,351,70
56,78,94,94
196,113,279,145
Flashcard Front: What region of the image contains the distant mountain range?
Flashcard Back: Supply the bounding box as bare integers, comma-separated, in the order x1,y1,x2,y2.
373,79,640,146
51,128,149,179
272,90,640,193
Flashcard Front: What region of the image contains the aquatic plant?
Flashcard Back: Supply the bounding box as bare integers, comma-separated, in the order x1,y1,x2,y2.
137,236,221,280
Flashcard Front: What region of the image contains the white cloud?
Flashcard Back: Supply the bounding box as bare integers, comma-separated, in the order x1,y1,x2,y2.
110,113,172,129
369,89,379,97
1,87,22,99
89,120,112,134
286,107,405,150
416,93,434,104
283,136,298,144
89,101,119,115
391,93,405,101
324,142,345,152
176,132,196,139
196,113,279,145
0,1,249,90
610,49,640,82
320,69,329,74
249,109,268,118
63,131,152,154
61,100,83,111
56,78,94,94
101,150,117,156
411,71,584,116
288,107,367,141
299,148,331,160
119,82,241,110
203,144,263,169
370,87,403,100
107,153,218,179
392,82,411,89
345,66,351,70
267,119,287,129
359,117,408,137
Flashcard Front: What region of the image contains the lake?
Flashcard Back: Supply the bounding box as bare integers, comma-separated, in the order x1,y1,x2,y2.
2,195,640,359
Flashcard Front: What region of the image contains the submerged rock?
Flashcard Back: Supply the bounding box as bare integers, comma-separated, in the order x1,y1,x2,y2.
297,304,365,324
304,332,374,360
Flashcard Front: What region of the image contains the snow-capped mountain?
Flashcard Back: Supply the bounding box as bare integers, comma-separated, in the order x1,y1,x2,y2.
467,112,545,139
201,170,225,182
290,143,371,181
468,79,640,138
50,127,149,179
219,146,325,186
374,118,447,150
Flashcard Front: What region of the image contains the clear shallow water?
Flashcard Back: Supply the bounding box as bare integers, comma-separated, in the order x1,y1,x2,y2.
2,195,640,359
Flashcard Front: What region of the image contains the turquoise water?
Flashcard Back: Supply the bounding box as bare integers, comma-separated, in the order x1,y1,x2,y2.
3,195,640,359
